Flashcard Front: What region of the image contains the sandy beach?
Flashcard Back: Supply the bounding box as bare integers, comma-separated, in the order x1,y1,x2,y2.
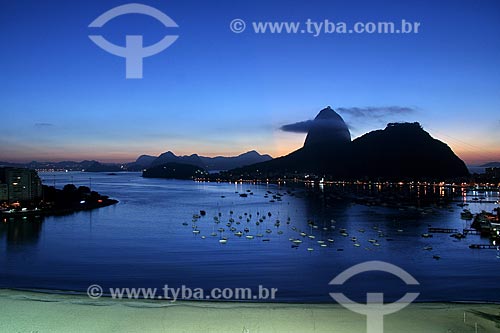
0,289,498,333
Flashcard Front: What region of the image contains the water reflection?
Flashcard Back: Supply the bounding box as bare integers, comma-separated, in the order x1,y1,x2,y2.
0,172,497,302
0,216,43,249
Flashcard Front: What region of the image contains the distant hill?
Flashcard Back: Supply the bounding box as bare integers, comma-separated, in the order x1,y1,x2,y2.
135,155,157,167
85,161,123,173
479,162,500,168
0,161,24,167
0,160,101,171
138,150,272,171
3,151,272,172
142,162,207,180
151,152,204,168
232,107,469,180
200,151,272,170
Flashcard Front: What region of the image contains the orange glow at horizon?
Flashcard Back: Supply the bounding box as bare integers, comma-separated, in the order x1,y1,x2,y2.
1,134,497,166
452,148,500,166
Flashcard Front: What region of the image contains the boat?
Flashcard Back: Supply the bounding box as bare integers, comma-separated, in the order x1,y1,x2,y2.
460,210,473,219
450,233,466,239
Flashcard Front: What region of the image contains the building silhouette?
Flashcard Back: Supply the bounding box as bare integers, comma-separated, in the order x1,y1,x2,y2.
0,167,43,203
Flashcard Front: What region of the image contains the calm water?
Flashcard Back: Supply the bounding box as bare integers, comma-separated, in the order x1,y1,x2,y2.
0,172,499,303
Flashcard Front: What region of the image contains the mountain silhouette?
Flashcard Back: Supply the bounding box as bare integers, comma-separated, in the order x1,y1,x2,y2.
136,150,272,171
143,162,207,180
304,106,351,147
0,151,273,172
151,152,204,168
85,161,123,172
479,162,500,168
233,107,469,179
135,155,157,167
346,122,469,178
201,151,272,170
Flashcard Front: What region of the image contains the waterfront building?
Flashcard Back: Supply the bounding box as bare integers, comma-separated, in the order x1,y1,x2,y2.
0,167,43,202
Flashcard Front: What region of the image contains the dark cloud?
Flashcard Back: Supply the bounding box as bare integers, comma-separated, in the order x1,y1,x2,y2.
280,106,413,133
34,122,54,128
280,118,351,133
280,120,315,133
337,106,415,118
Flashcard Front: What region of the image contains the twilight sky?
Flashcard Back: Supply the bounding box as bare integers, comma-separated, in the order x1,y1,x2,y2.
1,0,499,165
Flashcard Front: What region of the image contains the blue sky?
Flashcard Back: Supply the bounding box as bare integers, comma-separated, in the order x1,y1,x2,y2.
1,0,499,164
